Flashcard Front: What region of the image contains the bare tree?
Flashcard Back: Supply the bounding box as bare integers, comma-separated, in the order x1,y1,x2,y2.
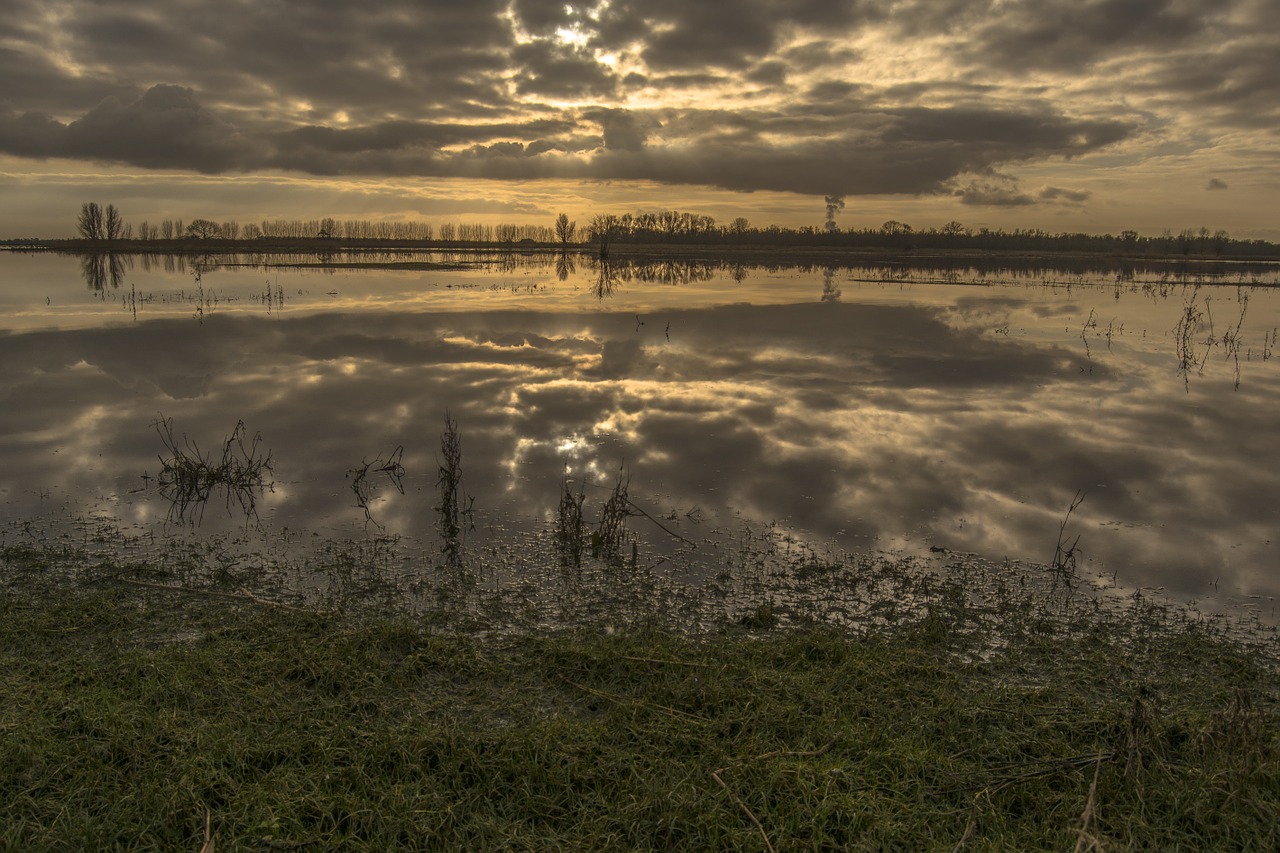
104,204,124,239
77,203,104,240
588,214,618,257
185,219,222,239
555,213,577,245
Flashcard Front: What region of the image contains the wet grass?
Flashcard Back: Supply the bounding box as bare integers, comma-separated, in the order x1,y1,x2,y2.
2,534,1277,851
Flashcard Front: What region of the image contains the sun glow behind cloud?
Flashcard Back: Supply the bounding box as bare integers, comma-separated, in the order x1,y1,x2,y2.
0,0,1274,238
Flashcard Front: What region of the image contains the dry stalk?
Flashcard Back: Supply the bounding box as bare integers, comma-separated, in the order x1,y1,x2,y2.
108,577,316,613
1072,755,1106,853
951,796,981,852
558,676,711,724
710,741,835,853
711,770,776,853
199,809,214,853
1050,490,1086,586
619,654,715,668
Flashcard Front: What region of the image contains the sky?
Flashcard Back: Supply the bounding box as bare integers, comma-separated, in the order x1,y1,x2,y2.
1,0,1277,240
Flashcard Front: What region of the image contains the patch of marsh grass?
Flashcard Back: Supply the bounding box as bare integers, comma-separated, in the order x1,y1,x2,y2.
2,544,1277,851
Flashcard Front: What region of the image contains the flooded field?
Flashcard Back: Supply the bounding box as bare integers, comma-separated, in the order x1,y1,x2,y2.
1,248,1278,626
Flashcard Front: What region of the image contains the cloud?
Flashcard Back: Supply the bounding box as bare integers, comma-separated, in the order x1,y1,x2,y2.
1038,186,1092,204
584,0,872,72
0,85,251,172
1205,177,1228,190
0,85,1134,199
939,0,1212,73
581,108,655,152
0,0,1271,219
0,46,139,115
511,42,619,99
953,174,1035,207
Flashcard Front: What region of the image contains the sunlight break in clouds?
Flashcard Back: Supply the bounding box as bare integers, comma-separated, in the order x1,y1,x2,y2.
0,0,1275,238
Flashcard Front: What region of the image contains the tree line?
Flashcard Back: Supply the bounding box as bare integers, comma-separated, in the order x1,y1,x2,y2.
77,205,559,244
68,202,1277,257
581,212,1277,257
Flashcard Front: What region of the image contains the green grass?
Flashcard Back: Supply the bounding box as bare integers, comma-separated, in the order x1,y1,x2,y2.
2,543,1278,851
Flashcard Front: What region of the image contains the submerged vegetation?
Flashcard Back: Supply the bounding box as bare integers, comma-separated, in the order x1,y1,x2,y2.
151,415,274,526
347,446,407,529
435,411,473,561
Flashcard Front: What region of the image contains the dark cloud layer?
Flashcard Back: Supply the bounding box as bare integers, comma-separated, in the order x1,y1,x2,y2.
1,0,1274,203
0,85,1133,197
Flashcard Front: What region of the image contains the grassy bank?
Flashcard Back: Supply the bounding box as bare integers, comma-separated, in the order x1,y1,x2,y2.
2,543,1278,851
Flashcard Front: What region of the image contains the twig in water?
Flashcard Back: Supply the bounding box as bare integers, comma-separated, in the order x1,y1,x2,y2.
348,445,406,528
1050,490,1086,586
627,497,698,548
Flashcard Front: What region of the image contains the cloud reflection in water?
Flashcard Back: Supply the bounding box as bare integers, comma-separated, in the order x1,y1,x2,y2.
0,255,1277,616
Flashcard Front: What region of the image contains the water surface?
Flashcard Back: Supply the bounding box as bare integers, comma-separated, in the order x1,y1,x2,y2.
2,249,1277,621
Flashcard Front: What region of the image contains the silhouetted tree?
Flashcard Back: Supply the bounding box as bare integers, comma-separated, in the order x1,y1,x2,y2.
555,213,577,245
104,204,124,239
77,203,104,240
185,219,222,239
588,214,619,257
